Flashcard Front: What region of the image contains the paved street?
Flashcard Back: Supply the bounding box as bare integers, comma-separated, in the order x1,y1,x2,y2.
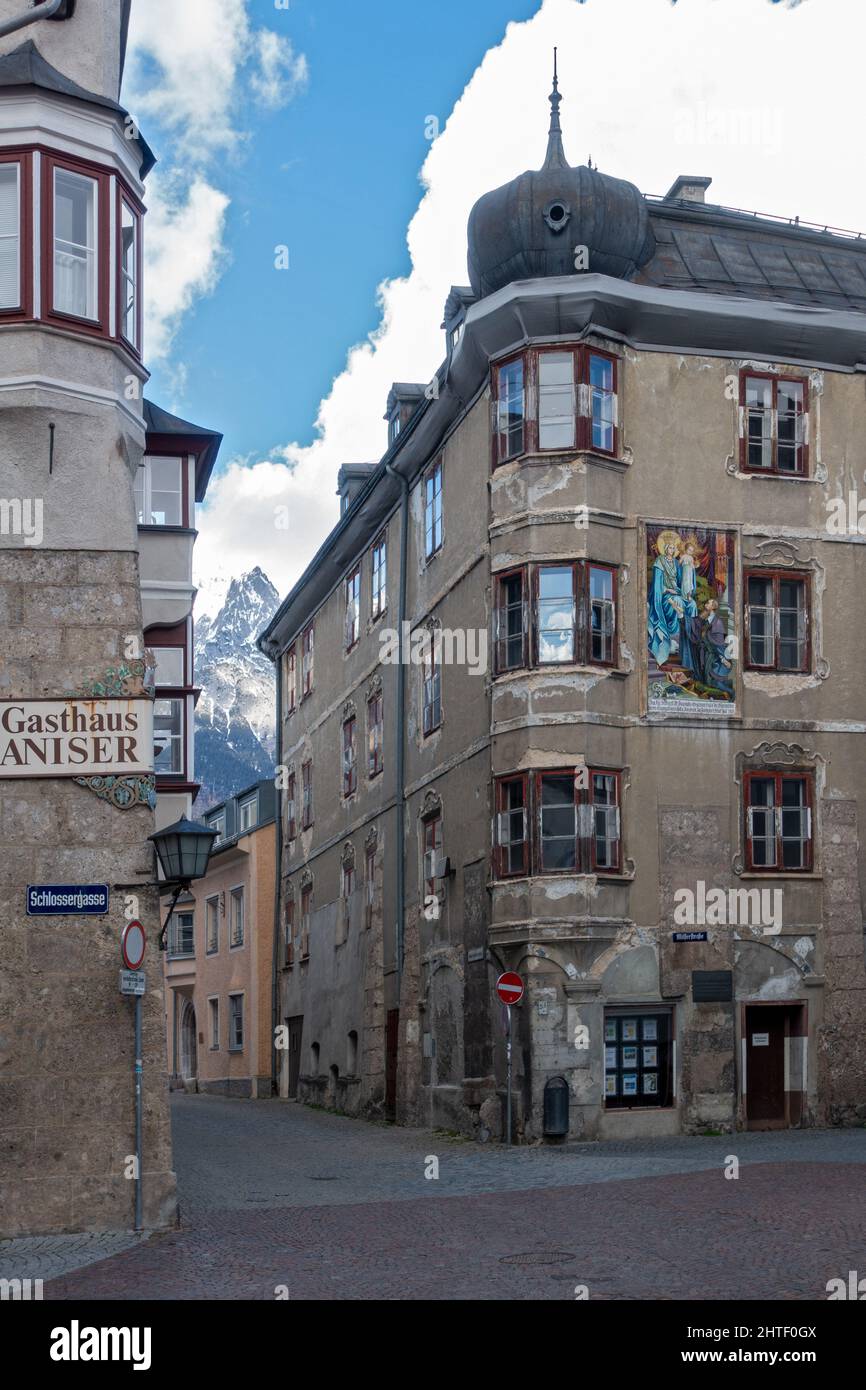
8,1096,866,1300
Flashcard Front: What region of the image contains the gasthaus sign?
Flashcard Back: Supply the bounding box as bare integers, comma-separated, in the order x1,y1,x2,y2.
0,700,153,778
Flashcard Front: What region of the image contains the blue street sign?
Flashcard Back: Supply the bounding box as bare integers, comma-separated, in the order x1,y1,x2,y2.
26,884,110,916
672,930,708,943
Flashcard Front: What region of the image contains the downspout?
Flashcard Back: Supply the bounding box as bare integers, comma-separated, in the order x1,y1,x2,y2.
384,462,409,987
269,651,283,1095
0,0,67,41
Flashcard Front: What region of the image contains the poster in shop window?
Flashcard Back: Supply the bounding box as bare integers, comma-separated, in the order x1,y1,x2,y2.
622,1074,638,1096
646,524,737,715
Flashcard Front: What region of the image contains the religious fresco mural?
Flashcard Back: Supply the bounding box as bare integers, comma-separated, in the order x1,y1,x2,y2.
646,524,737,714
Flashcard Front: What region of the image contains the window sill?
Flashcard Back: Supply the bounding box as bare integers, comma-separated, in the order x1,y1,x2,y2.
228,1047,244,1054
740,871,821,881
492,871,633,887
494,447,626,472
494,663,627,682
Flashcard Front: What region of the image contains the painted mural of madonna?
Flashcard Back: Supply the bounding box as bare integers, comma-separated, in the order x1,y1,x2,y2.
646,525,736,714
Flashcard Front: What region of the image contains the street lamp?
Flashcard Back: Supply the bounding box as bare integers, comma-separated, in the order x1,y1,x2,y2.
148,816,219,950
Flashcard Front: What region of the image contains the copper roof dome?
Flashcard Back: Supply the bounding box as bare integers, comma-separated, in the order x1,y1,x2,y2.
467,53,655,298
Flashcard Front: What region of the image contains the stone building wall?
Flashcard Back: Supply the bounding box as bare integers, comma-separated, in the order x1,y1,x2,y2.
0,549,176,1235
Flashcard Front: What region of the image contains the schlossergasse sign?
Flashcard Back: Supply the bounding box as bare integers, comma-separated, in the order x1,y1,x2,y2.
0,700,153,778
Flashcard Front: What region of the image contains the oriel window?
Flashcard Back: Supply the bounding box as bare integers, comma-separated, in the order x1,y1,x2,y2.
53,167,98,321
0,162,21,310
496,561,617,673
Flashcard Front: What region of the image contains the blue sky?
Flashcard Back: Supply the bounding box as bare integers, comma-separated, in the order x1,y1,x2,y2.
135,0,540,467
125,0,852,603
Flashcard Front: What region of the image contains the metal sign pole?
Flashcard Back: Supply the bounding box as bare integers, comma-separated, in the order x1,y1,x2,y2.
134,993,143,1232
506,1003,512,1147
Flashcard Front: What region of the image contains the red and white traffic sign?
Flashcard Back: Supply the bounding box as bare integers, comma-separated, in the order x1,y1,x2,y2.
121,919,147,971
496,971,524,1006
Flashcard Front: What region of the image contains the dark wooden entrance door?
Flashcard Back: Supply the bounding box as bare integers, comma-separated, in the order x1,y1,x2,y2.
286,1016,303,1099
385,1009,399,1119
745,1005,786,1129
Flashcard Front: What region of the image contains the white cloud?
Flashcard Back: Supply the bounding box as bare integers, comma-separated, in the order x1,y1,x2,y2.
124,0,308,361
196,0,866,603
143,176,230,361
250,31,309,110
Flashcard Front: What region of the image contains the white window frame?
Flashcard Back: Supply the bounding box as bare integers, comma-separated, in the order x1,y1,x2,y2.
206,895,220,954
238,797,257,834
228,992,244,1051
229,885,245,948
153,697,184,778
135,454,184,528
53,165,98,321
119,197,138,348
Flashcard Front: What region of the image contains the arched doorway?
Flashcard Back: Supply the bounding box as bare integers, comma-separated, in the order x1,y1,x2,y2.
179,998,198,1087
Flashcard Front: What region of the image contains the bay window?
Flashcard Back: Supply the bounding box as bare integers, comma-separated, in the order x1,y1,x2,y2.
151,645,185,687
744,771,813,872
745,570,809,672
496,775,528,877
493,346,619,464
53,166,98,321
0,161,21,311
494,768,622,876
119,197,139,349
135,455,184,527
495,560,617,673
494,569,528,672
496,356,525,460
153,698,184,778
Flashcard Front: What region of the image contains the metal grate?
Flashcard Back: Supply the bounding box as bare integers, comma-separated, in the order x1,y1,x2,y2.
499,1251,575,1267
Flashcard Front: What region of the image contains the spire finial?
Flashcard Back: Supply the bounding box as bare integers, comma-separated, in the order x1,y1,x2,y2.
544,47,568,170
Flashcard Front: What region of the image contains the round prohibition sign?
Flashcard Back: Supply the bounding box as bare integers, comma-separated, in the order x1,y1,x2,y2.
496,971,524,1006
121,919,147,971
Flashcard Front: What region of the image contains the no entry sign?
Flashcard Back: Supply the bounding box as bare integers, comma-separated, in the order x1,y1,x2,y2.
121,919,147,971
496,971,524,1005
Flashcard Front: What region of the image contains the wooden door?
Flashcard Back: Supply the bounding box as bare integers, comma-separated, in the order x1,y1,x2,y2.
745,1006,786,1128
287,1016,303,1099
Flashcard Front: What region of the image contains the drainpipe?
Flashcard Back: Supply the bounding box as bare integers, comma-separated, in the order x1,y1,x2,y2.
0,1,68,41
269,652,283,1095
385,462,409,987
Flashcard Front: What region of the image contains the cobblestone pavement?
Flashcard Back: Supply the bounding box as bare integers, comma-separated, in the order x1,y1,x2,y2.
0,1232,148,1284
18,1096,866,1300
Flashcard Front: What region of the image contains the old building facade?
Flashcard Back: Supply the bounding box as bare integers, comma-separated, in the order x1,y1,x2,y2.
260,68,866,1141
0,0,217,1236
164,780,276,1098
